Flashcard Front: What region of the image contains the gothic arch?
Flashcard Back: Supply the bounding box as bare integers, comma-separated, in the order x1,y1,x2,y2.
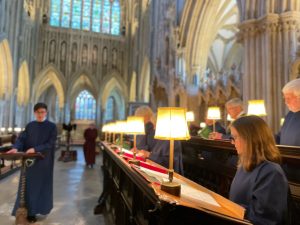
139,57,150,102
100,76,127,120
17,61,30,106
32,65,65,108
0,39,13,99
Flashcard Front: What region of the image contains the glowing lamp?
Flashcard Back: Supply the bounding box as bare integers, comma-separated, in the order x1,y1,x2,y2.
126,116,145,165
247,100,267,116
207,107,221,133
155,107,190,196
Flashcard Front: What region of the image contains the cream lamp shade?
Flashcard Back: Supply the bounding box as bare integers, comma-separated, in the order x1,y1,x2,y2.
247,100,267,116
102,124,108,132
7,127,12,132
227,114,233,121
207,107,221,120
126,116,145,135
14,127,22,132
116,120,127,133
200,122,206,128
280,118,285,126
186,111,195,122
0,127,5,132
155,107,190,140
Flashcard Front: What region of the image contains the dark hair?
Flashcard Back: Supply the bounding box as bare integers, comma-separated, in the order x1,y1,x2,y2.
34,102,48,112
231,115,281,171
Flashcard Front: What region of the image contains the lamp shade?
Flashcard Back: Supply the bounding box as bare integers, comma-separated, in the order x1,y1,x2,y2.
200,122,206,128
207,107,221,120
14,127,22,132
280,118,285,126
227,114,233,121
116,120,127,133
154,107,190,140
186,111,195,122
102,124,108,132
7,127,12,132
0,127,5,132
247,100,267,116
126,116,145,134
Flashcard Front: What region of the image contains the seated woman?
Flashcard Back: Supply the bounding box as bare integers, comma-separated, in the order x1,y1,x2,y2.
229,115,289,225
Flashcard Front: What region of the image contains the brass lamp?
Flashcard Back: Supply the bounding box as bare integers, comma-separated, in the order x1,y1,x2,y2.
116,120,127,153
207,106,221,133
247,100,267,116
155,107,190,196
126,116,145,165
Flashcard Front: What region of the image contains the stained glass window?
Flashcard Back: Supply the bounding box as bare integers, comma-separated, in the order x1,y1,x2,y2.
92,0,102,32
61,0,71,27
50,0,120,35
72,0,82,29
111,0,120,35
82,0,91,30
75,90,96,120
105,96,115,122
50,0,61,26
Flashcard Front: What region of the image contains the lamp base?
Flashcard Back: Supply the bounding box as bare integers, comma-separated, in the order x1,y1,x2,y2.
128,159,140,166
161,181,181,196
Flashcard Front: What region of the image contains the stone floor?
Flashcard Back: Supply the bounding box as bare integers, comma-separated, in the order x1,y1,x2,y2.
0,147,107,225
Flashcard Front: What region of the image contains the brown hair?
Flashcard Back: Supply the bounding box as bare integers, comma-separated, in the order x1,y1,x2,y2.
231,115,281,171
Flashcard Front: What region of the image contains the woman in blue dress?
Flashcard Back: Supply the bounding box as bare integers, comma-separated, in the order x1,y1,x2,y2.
229,115,288,225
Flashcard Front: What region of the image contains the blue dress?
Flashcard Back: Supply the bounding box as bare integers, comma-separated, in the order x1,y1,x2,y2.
12,120,57,216
229,161,288,225
276,111,300,146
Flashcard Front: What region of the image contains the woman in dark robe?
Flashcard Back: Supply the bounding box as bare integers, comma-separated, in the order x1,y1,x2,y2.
7,103,57,223
229,116,289,225
83,123,98,168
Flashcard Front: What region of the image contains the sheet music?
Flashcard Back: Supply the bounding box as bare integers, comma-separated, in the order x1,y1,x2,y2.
180,184,220,207
139,167,220,207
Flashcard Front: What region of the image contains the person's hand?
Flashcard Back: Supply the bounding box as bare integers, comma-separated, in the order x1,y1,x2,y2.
6,148,18,154
137,150,150,158
209,132,222,140
26,148,35,154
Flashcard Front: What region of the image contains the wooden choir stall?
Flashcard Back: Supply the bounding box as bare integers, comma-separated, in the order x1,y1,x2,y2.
181,137,300,225
95,141,252,225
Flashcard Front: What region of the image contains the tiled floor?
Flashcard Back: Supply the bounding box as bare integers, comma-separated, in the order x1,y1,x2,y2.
0,147,106,225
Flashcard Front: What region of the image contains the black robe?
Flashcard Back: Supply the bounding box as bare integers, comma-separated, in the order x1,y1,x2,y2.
12,120,57,216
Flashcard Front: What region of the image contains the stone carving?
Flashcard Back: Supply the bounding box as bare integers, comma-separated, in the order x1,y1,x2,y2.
60,42,66,74
49,40,56,63
82,44,88,66
71,43,77,72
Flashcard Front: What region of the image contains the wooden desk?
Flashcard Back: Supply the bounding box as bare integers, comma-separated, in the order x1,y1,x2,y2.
97,142,252,225
181,137,300,225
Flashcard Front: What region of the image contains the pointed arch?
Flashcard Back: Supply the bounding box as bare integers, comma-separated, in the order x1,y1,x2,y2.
33,66,65,108
139,57,150,102
17,61,30,106
130,71,137,101
0,39,13,99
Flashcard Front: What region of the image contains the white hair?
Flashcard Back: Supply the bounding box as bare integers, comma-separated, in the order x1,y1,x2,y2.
282,78,300,97
225,98,243,108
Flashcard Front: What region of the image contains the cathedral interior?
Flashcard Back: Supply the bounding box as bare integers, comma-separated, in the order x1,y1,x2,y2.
1,0,300,135
1,1,300,225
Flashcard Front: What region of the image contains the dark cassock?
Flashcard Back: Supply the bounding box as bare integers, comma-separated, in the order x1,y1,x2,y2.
83,127,98,166
148,139,184,175
276,111,300,146
12,120,57,216
229,161,288,225
136,121,155,151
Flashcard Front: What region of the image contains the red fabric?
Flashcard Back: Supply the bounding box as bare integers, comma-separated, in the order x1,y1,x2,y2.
83,128,98,165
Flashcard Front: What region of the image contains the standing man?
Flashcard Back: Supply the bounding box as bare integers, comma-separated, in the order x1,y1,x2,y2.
7,103,57,223
277,78,300,146
210,98,245,139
